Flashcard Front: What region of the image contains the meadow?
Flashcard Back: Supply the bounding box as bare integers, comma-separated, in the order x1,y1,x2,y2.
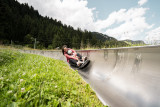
0,49,104,107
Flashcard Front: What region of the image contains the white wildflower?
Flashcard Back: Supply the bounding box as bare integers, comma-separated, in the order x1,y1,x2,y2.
0,77,3,80
20,79,24,83
7,90,12,94
22,72,26,75
32,74,36,77
21,88,25,92
17,69,20,72
55,86,57,88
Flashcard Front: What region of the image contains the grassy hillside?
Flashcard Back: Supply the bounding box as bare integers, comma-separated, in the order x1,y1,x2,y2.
121,39,145,45
0,49,104,106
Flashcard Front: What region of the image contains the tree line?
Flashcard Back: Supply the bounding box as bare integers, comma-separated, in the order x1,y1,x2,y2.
0,0,128,49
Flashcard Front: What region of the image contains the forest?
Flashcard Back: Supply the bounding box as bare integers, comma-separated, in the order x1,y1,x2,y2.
0,0,128,49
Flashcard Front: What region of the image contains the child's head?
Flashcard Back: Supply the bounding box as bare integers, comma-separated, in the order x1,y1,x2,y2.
67,49,72,55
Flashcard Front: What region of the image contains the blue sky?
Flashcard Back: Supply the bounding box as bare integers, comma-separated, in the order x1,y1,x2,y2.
17,0,160,43
87,0,137,20
88,0,160,26
145,0,160,27
86,0,160,42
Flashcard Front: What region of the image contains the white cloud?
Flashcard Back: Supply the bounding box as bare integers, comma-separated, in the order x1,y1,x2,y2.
138,0,148,6
17,0,96,31
145,27,160,44
95,7,153,40
17,0,153,41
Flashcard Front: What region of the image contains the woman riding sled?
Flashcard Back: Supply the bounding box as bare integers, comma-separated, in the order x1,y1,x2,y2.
62,45,87,67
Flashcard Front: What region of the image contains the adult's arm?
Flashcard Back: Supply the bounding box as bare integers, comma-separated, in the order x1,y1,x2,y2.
70,49,77,56
64,53,78,60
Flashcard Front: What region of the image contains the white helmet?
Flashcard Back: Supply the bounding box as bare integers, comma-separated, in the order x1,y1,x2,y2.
67,50,72,55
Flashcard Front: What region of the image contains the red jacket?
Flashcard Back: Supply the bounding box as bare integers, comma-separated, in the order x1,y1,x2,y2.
64,48,77,62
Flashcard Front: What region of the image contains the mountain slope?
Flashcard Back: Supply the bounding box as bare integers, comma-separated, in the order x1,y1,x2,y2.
91,32,117,42
121,40,145,45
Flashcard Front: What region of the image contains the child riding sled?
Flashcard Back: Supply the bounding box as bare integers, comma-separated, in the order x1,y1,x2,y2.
62,45,87,67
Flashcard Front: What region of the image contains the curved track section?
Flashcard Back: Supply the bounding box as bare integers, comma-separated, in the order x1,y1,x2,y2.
20,46,160,107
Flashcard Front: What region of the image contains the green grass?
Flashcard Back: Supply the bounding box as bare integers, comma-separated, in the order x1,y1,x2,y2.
0,49,104,107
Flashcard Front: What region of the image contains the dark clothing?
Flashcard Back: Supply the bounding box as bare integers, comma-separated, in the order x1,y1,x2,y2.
69,53,82,67
76,53,82,60
69,59,78,67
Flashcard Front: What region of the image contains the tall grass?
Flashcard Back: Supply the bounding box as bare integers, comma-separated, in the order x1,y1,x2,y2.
0,49,104,106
